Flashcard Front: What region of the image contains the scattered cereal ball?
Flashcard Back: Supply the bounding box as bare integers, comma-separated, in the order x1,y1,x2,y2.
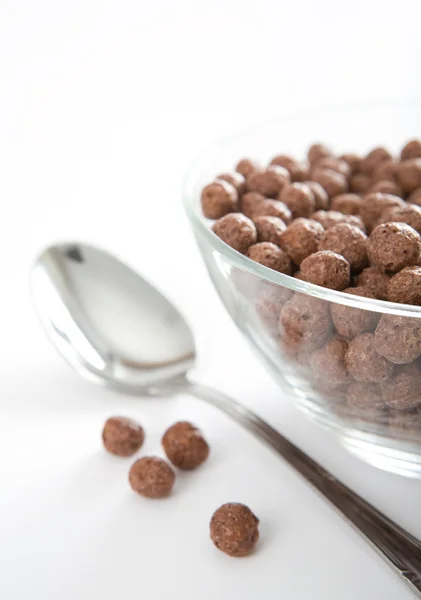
217,172,246,196
279,218,324,265
254,215,287,246
356,267,390,300
360,192,404,232
235,158,260,178
371,159,398,183
350,173,371,194
346,381,384,412
307,143,332,165
162,421,209,470
270,155,308,182
278,182,315,218
212,213,257,254
381,364,421,411
240,192,265,218
367,222,421,273
375,314,421,364
359,147,392,175
345,333,394,383
312,157,351,180
201,180,238,219
247,242,292,274
330,287,380,338
318,223,368,273
396,158,421,193
255,285,293,335
310,338,350,384
300,250,350,290
311,210,365,232
331,193,362,215
247,165,290,197
401,139,421,161
408,187,421,206
129,457,175,498
102,416,145,457
251,199,293,223
311,168,348,198
377,203,421,235
279,294,332,352
304,181,329,210
388,267,421,305
210,503,259,557
369,180,403,197
340,153,361,174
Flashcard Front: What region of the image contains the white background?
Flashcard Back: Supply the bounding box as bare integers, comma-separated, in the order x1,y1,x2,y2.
1,1,421,598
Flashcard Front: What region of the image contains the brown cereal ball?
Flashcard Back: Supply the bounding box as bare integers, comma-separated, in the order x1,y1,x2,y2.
304,181,329,210
330,287,380,338
312,157,351,180
270,155,308,182
318,223,368,273
397,158,421,194
360,192,404,232
359,147,392,175
371,159,398,183
388,267,421,305
293,270,307,281
350,173,371,194
340,153,361,174
331,193,363,215
408,187,421,206
254,215,287,246
367,222,421,273
102,416,145,457
217,172,246,196
235,158,260,178
246,165,290,197
247,242,292,274
369,180,403,197
346,381,384,412
279,294,332,352
201,180,238,219
389,407,421,438
241,192,265,218
311,210,365,232
212,213,257,254
307,143,332,164
345,333,394,383
278,182,315,218
356,267,390,300
381,364,421,411
375,314,421,364
210,503,259,557
300,250,350,290
251,199,293,224
311,168,348,198
162,421,209,470
255,285,293,335
129,457,175,498
279,218,324,265
377,203,421,235
401,139,421,161
310,338,350,384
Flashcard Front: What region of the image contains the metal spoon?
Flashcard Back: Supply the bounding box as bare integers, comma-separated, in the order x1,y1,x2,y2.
30,241,421,596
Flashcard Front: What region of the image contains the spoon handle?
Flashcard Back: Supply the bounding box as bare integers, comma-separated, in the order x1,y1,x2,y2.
182,379,421,597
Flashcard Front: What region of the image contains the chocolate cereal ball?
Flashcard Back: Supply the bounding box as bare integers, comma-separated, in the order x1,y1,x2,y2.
346,381,384,412
162,421,209,470
212,213,257,254
278,182,315,218
247,242,292,274
312,157,351,180
235,158,260,178
350,173,371,194
129,457,175,498
371,159,398,184
401,139,421,161
210,503,259,557
311,168,348,198
408,187,421,206
254,215,287,246
367,222,421,273
356,267,390,300
340,153,361,174
270,154,308,182
381,364,421,411
307,143,332,164
310,338,350,384
246,165,290,197
241,192,265,218
388,267,421,305
255,285,293,335
331,193,362,215
375,314,421,364
304,181,329,210
251,199,293,223
279,294,332,353
360,147,392,175
360,192,404,232
279,218,324,265
377,203,421,235
389,407,421,438
201,180,238,219
311,210,365,232
300,250,350,290
397,158,421,194
330,287,380,338
102,416,145,457
217,172,246,196
345,333,394,383
369,180,403,197
318,223,368,272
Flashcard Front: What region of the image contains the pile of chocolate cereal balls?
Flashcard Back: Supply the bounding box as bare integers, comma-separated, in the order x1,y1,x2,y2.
201,140,421,437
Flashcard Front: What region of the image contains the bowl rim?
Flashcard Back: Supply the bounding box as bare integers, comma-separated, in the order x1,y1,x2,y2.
182,99,421,318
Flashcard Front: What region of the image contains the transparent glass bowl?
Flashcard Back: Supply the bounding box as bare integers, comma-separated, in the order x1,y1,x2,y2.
183,100,421,478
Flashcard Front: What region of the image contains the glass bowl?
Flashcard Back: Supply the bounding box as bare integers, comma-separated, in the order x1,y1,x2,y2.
183,100,421,478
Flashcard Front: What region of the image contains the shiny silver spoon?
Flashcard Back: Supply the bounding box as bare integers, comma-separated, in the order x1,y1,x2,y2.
31,242,421,596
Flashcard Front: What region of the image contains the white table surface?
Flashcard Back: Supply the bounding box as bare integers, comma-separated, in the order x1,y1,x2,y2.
1,1,421,598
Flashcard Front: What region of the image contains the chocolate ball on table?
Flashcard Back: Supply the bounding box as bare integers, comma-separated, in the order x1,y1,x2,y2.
396,158,421,194
359,147,392,176
401,139,421,161
246,165,290,197
360,192,404,232
129,457,175,498
201,180,238,219
367,222,421,274
279,218,324,266
270,154,308,182
102,416,145,457
217,172,246,196
381,364,421,411
330,193,362,215
300,250,350,290
254,215,287,246
247,242,292,274
388,267,421,305
304,181,329,210
235,158,260,178
210,503,259,557
375,314,421,364
279,294,332,353
212,213,257,254
162,421,209,470
330,287,380,339
318,223,368,273
345,333,394,383
356,267,390,300
310,338,350,385
278,182,315,218
311,168,348,198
